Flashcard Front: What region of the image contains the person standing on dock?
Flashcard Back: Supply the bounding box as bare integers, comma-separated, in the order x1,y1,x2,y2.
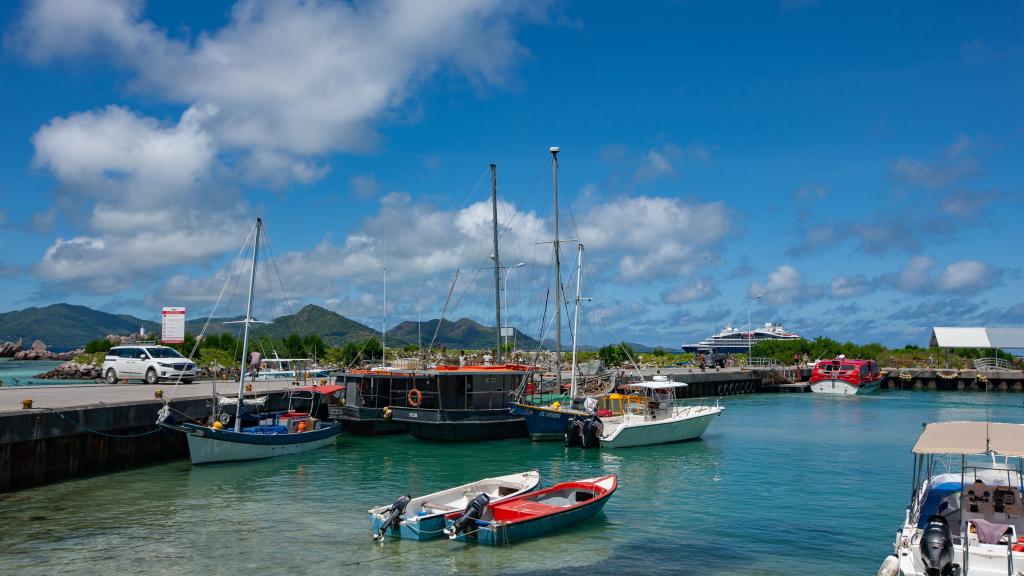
699,352,706,372
249,350,261,378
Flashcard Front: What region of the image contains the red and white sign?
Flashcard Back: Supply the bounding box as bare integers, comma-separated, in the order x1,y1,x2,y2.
161,307,186,344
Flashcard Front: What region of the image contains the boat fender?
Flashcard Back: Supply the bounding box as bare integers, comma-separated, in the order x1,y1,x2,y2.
373,494,412,541
383,406,393,420
876,554,899,576
1013,536,1024,552
444,493,490,539
212,421,224,430
920,515,955,576
407,388,423,408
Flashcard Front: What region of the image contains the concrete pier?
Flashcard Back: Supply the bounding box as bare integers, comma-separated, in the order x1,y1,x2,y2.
0,381,295,492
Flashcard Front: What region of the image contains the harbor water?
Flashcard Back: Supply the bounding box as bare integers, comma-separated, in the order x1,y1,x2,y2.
2,391,1023,575
0,358,93,387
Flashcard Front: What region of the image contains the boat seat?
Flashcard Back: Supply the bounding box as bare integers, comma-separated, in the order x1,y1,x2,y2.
422,502,459,512
492,500,563,522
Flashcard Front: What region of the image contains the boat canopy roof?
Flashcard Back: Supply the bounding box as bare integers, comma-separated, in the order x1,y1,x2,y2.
913,421,1024,456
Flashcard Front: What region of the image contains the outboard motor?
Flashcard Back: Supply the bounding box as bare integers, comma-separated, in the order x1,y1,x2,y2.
565,417,584,447
920,515,955,576
444,493,490,539
372,494,411,541
581,416,603,449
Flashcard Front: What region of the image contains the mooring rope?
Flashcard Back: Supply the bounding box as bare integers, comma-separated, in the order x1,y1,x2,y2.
40,407,163,438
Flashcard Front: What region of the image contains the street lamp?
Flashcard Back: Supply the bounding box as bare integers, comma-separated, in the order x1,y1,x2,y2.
747,293,763,359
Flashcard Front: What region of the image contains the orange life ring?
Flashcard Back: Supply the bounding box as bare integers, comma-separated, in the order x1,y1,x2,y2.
407,388,423,408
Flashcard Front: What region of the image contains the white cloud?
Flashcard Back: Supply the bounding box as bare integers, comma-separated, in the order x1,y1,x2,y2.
351,175,381,200
634,143,711,181
14,0,542,184
830,274,872,299
749,265,823,306
890,135,979,188
576,196,729,281
661,278,719,304
937,260,998,294
894,255,933,293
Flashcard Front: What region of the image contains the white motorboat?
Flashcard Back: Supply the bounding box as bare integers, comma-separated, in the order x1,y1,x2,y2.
599,376,723,448
878,421,1024,576
369,470,541,541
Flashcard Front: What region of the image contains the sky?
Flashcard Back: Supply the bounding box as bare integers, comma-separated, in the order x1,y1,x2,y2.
0,0,1021,349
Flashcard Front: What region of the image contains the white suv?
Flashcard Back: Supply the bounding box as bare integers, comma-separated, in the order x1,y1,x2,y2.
102,345,197,385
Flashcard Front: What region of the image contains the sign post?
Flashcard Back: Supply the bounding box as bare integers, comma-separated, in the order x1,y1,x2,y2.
161,307,186,344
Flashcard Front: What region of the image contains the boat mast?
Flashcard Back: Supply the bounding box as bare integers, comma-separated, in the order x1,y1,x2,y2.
235,218,261,432
491,163,502,364
382,226,387,367
570,242,585,399
550,146,561,387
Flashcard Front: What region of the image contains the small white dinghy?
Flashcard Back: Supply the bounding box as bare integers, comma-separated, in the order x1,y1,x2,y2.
369,470,540,541
599,377,723,448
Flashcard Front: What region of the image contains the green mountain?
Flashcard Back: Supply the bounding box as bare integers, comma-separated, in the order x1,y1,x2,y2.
254,304,382,346
0,303,158,351
388,318,540,351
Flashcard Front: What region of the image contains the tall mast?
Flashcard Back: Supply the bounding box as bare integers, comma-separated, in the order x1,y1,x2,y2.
382,226,387,367
235,218,261,432
491,163,502,364
550,147,561,386
570,242,585,398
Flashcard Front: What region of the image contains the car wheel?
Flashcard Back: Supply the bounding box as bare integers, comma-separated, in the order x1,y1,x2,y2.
105,368,119,384
145,368,158,385
182,378,194,384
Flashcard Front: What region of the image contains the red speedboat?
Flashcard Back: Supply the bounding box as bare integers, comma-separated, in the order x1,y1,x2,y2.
443,474,617,545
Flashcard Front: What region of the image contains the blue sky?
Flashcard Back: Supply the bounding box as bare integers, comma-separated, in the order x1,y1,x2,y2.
0,0,1021,348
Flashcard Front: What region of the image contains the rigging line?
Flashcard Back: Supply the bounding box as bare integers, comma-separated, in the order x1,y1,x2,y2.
262,226,296,319
165,221,257,403
425,167,490,351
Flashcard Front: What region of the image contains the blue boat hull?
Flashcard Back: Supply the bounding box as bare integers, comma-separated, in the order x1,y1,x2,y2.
509,403,583,441
178,422,342,464
369,513,446,541
450,495,611,546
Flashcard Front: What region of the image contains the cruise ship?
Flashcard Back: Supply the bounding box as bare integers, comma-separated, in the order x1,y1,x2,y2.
681,323,801,354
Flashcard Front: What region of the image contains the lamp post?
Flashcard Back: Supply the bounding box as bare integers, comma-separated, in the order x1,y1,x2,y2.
747,293,763,359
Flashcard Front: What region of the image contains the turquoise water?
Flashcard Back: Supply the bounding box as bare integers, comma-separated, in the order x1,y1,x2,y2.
2,391,1024,575
0,358,94,386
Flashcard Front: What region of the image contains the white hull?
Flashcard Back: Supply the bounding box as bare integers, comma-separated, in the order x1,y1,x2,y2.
889,527,1024,576
185,431,338,464
810,379,880,395
600,406,723,448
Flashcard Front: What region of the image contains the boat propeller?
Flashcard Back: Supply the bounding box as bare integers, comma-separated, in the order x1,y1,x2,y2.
373,495,411,541
444,493,490,540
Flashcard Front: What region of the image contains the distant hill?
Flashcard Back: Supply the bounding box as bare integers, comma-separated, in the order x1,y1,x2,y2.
254,304,382,346
389,318,540,351
0,303,158,351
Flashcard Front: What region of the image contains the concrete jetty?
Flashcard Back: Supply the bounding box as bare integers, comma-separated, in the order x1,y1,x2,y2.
0,380,296,492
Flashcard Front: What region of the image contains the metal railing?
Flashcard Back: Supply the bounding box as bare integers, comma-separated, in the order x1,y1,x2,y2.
974,357,1013,371
745,357,781,368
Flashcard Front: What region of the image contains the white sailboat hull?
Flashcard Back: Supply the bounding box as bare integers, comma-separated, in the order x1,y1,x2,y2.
600,405,723,448
184,428,340,464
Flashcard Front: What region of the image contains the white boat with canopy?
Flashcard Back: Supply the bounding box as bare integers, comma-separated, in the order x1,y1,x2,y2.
879,421,1024,576
598,376,724,448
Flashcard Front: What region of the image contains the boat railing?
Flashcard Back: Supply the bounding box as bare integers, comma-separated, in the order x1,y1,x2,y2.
974,357,1014,371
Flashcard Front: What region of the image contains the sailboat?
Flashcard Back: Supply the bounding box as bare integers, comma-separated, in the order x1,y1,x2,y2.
510,148,614,440
157,218,343,464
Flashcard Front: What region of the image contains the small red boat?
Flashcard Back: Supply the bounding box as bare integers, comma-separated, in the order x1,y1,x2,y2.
809,356,882,395
443,474,616,545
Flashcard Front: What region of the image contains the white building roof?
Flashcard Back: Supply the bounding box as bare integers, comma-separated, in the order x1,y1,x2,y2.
929,327,1024,349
